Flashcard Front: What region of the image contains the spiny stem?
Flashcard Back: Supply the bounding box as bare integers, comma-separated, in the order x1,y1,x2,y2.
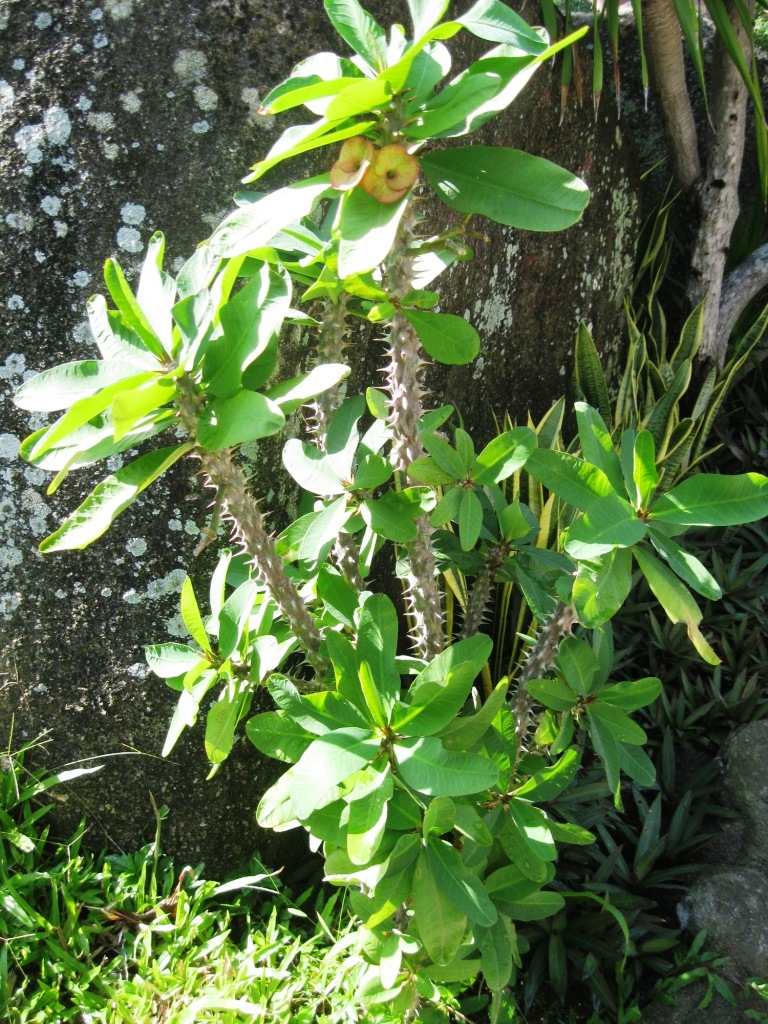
176,374,328,676
460,543,507,642
384,208,444,659
512,602,576,746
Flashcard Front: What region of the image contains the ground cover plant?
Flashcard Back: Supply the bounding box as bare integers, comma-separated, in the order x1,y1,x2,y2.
11,0,768,1020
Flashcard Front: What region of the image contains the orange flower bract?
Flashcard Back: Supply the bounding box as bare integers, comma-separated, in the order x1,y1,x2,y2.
330,135,375,191
360,144,419,204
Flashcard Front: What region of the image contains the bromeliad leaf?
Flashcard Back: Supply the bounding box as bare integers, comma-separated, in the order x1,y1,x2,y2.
39,444,192,553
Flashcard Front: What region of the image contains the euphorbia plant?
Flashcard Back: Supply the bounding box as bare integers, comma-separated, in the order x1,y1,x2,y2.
14,0,768,1016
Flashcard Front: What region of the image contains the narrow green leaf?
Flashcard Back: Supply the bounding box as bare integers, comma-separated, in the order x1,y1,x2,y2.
597,677,662,712
39,444,191,552
413,849,468,964
180,576,213,655
145,643,207,679
112,377,178,442
104,258,169,361
324,0,388,72
574,402,624,494
14,359,147,412
425,838,498,925
205,681,250,764
391,662,479,736
632,430,659,509
587,701,646,745
648,528,722,601
574,324,611,424
458,487,483,550
515,748,580,801
503,890,564,921
265,363,349,413
218,580,258,659
347,767,393,865
137,231,175,352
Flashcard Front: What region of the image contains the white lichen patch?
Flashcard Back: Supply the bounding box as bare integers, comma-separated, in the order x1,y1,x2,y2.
40,195,62,216
183,520,200,536
87,111,115,132
173,49,207,85
116,226,142,253
71,270,91,288
193,85,218,112
119,90,141,113
164,613,188,638
101,587,113,597
34,12,53,29
35,250,46,262
6,295,25,311
76,94,93,111
126,537,148,557
146,568,187,600
5,211,34,233
0,434,20,460
90,8,104,20
120,202,145,226
14,124,45,163
105,0,134,18
122,588,141,604
191,120,210,134
0,80,15,116
54,220,68,237
12,59,25,71
44,106,71,145
93,32,109,48
101,141,119,160
0,354,26,379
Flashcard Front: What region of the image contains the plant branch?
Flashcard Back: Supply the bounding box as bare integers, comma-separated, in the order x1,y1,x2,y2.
644,0,702,192
717,242,768,352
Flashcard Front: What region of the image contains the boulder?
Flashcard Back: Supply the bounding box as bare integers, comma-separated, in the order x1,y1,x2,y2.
0,0,640,872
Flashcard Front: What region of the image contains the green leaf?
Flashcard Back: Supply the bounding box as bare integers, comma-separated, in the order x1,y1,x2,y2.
618,743,656,786
112,377,178,442
104,257,169,361
246,711,313,763
440,677,509,749
572,547,633,628
39,444,191,552
137,231,175,352
407,0,451,40
290,728,381,818
402,308,480,365
458,488,483,550
395,736,498,796
574,402,623,494
347,767,393,865
632,430,659,509
203,265,291,398
406,69,510,139
318,566,359,628
88,295,164,370
503,890,564,922
325,78,393,119
357,593,399,712
556,636,600,696
650,472,768,527
180,576,213,655
515,748,580,801
420,147,589,232
14,359,147,412
412,849,467,964
264,76,363,115
364,833,420,928
507,800,556,862
526,678,577,712
218,580,258,659
587,701,646,745
299,497,351,566
361,489,423,542
338,189,410,278
196,390,286,450
412,633,492,688
245,120,378,183
429,486,464,526
145,643,207,679
586,707,620,793
454,0,549,50
473,427,536,484
205,681,250,765
423,795,456,837
265,364,350,413
210,177,332,257
648,528,722,601
633,546,720,665
324,0,387,72
524,448,614,508
282,438,345,495
391,662,479,736
421,433,466,479
564,494,647,559
597,677,661,712
425,838,497,925
256,770,298,829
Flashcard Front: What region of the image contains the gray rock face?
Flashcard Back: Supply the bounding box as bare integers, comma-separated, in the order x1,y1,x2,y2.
639,981,754,1024
723,720,768,865
0,0,640,873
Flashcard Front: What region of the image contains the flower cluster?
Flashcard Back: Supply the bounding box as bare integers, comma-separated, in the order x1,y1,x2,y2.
330,136,419,204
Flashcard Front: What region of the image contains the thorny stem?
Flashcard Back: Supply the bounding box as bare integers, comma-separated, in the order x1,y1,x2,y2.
385,208,444,660
307,295,365,591
460,543,507,644
512,602,576,747
176,374,328,676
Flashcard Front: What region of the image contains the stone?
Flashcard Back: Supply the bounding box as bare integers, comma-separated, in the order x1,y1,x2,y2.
723,719,768,866
0,0,640,873
679,867,768,979
639,980,754,1024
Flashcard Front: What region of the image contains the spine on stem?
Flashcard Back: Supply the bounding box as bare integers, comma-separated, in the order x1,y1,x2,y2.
176,374,328,676
512,602,576,744
384,211,444,659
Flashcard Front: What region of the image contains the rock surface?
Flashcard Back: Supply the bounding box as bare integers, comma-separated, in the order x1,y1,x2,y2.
0,0,641,872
